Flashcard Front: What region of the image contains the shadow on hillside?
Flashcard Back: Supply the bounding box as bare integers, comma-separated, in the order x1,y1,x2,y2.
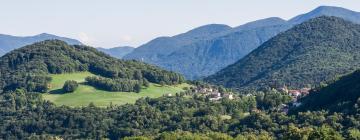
49,89,66,94
154,84,167,88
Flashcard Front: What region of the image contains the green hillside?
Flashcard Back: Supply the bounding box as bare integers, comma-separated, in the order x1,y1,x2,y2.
0,40,185,94
295,70,360,113
42,72,189,107
48,72,95,90
205,16,360,91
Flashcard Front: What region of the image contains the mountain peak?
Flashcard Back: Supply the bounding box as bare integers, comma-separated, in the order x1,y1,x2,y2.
37,33,53,36
177,24,232,39
234,17,287,31
314,6,352,12
251,17,286,24
289,6,360,24
186,24,232,34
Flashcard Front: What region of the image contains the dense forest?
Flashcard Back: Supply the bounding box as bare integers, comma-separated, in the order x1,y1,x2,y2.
0,40,184,93
205,16,360,91
0,86,360,139
296,70,360,113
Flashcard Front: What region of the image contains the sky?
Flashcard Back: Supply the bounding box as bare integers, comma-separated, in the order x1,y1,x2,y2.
0,0,360,48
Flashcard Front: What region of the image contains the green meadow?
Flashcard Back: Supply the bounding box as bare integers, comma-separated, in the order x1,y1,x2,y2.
42,72,190,107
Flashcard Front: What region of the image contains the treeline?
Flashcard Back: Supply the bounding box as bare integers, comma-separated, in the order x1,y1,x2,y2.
123,127,348,140
0,40,184,94
2,74,51,93
85,76,144,93
1,89,360,139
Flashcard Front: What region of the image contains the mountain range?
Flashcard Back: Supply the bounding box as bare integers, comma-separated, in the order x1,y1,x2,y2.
124,6,360,80
0,33,136,59
96,46,134,59
205,16,360,91
0,33,82,56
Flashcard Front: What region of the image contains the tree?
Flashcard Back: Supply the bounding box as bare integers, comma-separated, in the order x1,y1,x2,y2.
347,129,360,140
63,80,78,93
123,136,151,140
133,70,142,80
134,83,141,93
143,79,150,87
218,86,226,93
283,125,313,140
309,125,344,140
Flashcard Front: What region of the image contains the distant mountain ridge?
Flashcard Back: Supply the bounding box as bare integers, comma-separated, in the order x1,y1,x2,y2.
157,18,291,79
124,24,232,62
0,33,82,56
124,6,360,80
289,6,360,24
97,46,134,59
125,18,292,79
205,16,360,91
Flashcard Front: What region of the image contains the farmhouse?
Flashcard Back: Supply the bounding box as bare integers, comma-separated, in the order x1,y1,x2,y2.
223,93,234,100
289,90,301,97
209,92,221,101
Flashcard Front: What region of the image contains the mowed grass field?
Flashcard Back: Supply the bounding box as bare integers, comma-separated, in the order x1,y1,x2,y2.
42,72,190,107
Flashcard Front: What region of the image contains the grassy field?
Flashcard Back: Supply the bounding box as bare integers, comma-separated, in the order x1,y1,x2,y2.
42,72,190,107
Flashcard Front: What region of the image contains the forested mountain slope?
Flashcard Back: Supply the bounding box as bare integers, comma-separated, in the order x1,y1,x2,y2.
124,6,360,80
156,18,290,79
296,70,360,113
0,40,184,93
125,18,291,79
124,24,232,62
205,16,360,91
0,33,82,56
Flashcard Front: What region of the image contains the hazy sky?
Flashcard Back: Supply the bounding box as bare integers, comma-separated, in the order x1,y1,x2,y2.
1,0,359,48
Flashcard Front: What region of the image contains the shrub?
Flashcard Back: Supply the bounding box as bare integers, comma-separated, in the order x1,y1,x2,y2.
63,80,79,93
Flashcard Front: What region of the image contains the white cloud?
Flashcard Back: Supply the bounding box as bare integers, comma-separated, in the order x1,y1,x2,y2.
78,32,92,45
120,35,133,42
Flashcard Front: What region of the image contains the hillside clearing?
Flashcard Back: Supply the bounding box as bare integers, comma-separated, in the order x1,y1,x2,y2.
42,72,190,107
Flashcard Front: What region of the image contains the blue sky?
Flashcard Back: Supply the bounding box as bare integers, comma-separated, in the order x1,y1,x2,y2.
1,0,359,48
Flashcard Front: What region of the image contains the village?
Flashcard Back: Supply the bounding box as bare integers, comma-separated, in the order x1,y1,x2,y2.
164,85,235,101
164,84,311,114
276,86,312,113
192,86,235,101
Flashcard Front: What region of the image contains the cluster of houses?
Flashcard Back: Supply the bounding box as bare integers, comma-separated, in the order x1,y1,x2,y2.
163,86,234,101
277,86,312,113
193,87,234,101
278,86,311,99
